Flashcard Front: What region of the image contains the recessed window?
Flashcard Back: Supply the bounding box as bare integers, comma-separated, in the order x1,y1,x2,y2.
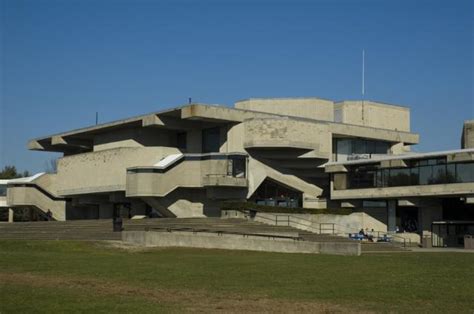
177,132,187,150
202,127,221,153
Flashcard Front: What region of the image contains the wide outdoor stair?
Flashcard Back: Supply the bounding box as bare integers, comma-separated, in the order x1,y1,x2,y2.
0,218,404,252
298,231,353,243
124,218,302,236
0,220,121,240
0,218,357,242
360,241,408,252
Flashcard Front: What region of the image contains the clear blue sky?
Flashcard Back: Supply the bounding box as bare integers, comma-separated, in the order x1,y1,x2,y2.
1,0,473,173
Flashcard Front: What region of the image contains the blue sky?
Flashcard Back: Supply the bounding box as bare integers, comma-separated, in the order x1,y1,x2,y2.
1,0,473,173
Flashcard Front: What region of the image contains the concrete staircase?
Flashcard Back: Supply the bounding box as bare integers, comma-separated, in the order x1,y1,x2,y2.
360,241,409,252
124,218,302,236
0,218,302,241
0,220,121,240
0,218,408,253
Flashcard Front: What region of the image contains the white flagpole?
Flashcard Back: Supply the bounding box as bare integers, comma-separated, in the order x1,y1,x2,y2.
362,49,365,125
362,49,365,97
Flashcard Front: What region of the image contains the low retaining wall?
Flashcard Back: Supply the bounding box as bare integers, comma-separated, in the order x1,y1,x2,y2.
122,231,361,256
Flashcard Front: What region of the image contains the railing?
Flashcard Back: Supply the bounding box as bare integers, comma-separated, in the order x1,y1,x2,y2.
255,213,335,235
146,226,303,241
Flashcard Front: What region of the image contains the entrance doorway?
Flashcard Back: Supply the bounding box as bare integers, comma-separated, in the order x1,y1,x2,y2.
251,179,302,208
396,207,419,233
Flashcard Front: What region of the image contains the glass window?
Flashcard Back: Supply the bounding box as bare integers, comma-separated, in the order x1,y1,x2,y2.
389,168,411,186
419,166,433,185
410,167,419,185
177,132,187,150
456,163,474,183
375,142,389,154
336,139,351,161
0,184,6,196
202,127,221,153
431,164,447,184
366,141,376,154
232,157,246,178
341,160,473,190
446,164,456,183
353,140,366,154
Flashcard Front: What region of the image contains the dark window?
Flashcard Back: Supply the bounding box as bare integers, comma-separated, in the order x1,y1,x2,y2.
253,179,302,208
389,168,411,186
342,160,474,190
446,164,457,183
202,127,221,153
353,140,366,154
457,163,474,183
431,164,446,184
177,132,187,150
375,142,390,154
231,157,246,178
419,166,432,185
0,184,6,196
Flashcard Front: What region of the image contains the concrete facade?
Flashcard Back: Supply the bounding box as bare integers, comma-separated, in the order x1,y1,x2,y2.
7,98,419,222
4,96,473,247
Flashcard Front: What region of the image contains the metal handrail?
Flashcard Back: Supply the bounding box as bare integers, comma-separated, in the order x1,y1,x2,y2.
146,226,303,241
256,213,335,235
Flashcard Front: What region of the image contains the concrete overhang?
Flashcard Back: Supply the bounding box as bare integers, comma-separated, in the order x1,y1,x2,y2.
331,182,474,200
28,140,46,151
181,104,277,123
51,136,93,149
447,151,474,163
325,164,348,173
380,159,407,168
329,123,419,145
141,114,205,130
325,148,474,168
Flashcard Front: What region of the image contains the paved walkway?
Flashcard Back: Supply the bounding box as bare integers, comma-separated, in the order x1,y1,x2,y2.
409,247,474,253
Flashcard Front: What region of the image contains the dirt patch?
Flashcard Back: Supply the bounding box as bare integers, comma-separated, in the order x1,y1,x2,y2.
0,272,368,313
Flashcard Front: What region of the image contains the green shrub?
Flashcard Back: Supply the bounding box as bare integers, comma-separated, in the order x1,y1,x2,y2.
221,201,352,215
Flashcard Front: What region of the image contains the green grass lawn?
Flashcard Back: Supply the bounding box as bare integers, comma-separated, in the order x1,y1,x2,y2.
0,240,473,313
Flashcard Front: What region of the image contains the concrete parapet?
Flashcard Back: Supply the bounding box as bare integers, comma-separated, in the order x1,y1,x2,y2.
122,230,361,256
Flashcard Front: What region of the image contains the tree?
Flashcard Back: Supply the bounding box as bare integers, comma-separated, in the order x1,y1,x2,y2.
0,165,19,179
0,165,31,179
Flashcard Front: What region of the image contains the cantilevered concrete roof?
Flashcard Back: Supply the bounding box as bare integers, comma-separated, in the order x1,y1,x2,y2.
28,102,420,154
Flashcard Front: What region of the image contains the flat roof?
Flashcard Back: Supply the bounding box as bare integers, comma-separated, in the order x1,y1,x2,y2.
235,96,335,103
30,103,416,147
334,99,410,110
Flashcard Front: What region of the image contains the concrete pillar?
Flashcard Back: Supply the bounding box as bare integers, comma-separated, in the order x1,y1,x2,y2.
8,208,14,223
420,205,443,237
387,200,396,232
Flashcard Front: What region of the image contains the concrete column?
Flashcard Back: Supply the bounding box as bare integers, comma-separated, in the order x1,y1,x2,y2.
387,200,396,232
420,205,443,237
8,208,14,223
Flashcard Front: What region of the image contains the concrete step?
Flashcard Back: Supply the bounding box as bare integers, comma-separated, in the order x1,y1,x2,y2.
0,218,324,241
360,242,408,252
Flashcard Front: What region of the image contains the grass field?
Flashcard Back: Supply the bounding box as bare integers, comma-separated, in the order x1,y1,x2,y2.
0,240,473,313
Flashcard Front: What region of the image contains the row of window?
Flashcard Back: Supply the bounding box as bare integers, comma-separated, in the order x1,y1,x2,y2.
176,127,221,153
253,179,302,208
334,139,391,161
343,160,474,190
